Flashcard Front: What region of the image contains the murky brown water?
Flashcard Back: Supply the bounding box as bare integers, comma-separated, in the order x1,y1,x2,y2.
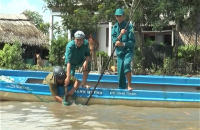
0,101,199,130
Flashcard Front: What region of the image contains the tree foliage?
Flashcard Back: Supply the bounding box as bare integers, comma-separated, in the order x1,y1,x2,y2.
22,10,50,34
44,0,124,36
48,35,68,66
23,10,44,28
43,0,200,73
0,42,25,70
149,0,200,69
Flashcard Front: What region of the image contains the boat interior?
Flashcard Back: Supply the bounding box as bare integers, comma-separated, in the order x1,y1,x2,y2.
4,75,200,93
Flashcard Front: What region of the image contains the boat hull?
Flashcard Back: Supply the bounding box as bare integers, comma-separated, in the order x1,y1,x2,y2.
0,69,200,108
0,91,199,108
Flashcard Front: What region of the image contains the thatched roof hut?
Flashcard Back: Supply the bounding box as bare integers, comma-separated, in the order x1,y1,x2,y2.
0,14,48,46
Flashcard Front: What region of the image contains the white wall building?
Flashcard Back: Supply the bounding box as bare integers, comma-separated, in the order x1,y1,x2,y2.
49,8,175,56
96,22,115,56
49,8,115,56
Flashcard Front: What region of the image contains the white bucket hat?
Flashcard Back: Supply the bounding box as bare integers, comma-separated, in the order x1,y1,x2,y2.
74,31,85,39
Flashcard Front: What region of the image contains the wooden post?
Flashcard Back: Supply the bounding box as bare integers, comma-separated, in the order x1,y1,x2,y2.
97,55,102,74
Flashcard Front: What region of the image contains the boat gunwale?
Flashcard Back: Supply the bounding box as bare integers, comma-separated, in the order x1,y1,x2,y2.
1,76,199,87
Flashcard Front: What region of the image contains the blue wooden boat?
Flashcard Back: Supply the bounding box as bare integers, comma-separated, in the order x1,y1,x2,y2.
0,69,199,108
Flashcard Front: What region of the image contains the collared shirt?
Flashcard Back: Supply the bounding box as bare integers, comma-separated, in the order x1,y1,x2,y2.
111,20,135,56
65,39,90,65
42,72,62,96
42,72,77,96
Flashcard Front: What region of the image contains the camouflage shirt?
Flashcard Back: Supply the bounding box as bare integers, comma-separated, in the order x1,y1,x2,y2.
42,72,77,96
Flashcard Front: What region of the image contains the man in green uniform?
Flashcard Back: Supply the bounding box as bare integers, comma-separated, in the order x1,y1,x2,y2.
111,8,135,91
65,30,91,88
43,66,80,104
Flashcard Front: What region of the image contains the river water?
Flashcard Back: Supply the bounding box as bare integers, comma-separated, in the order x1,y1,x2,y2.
0,101,199,130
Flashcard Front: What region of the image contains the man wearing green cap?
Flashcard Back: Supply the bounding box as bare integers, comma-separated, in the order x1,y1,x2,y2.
111,8,135,91
65,30,91,89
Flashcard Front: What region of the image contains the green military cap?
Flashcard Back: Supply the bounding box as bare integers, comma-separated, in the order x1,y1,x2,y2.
115,8,124,15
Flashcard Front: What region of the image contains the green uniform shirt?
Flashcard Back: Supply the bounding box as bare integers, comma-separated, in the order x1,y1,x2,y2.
65,39,90,65
42,72,77,96
111,21,135,56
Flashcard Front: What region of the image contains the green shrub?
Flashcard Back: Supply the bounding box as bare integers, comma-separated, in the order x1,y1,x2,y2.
25,64,53,72
96,51,110,69
48,35,68,66
178,45,200,63
0,42,25,70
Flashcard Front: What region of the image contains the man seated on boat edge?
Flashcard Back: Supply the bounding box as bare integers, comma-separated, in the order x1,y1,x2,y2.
64,30,91,89
42,66,80,105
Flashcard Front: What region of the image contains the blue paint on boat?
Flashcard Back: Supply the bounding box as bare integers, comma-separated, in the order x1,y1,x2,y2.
1,69,199,86
0,69,200,104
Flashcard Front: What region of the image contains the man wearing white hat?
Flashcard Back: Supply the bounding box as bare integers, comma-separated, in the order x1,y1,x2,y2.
65,30,91,88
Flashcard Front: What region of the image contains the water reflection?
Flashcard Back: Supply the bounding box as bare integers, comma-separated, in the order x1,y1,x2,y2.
0,101,199,130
